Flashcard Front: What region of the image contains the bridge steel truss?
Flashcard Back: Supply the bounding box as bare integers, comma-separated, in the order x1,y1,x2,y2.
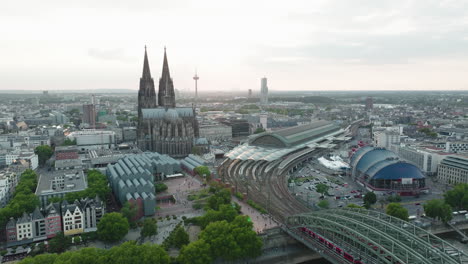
286,208,468,264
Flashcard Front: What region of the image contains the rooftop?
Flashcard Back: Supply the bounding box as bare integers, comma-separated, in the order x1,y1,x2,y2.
249,121,342,148
35,169,87,196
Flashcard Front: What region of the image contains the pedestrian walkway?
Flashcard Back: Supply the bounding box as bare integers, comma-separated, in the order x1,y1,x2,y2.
232,196,279,233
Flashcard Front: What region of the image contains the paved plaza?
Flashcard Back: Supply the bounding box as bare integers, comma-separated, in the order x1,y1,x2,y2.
232,197,279,233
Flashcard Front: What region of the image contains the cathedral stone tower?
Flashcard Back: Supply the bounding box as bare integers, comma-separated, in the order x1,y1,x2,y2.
158,48,176,108
137,47,200,158
138,47,157,121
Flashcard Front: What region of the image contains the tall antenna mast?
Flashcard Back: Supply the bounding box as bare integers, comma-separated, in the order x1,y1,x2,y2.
193,69,199,106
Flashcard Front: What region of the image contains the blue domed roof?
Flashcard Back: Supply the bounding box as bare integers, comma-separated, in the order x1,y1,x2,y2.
355,148,398,174
351,146,425,182
350,146,373,168
372,162,425,180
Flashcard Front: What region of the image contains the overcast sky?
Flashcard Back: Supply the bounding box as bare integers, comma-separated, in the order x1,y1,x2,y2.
1,0,468,92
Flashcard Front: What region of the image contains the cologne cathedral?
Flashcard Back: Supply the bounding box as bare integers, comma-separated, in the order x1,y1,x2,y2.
137,47,199,157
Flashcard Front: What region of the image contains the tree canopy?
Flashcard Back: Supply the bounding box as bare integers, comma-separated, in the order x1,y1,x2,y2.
200,216,262,261
20,241,169,264
0,169,40,227
34,145,53,166
315,183,329,195
47,232,71,253
178,239,212,264
386,203,409,221
141,218,158,239
194,166,211,179
155,183,168,193
61,138,77,146
347,203,363,209
97,212,129,243
254,127,266,134
424,199,453,223
121,202,138,228
63,170,110,202
363,192,377,209
444,183,468,210
318,200,329,209
206,188,231,211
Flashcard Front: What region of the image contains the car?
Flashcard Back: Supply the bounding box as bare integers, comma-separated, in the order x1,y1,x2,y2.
415,203,421,205
351,190,356,193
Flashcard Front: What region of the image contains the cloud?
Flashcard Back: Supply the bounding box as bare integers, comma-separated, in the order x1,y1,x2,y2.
87,48,134,63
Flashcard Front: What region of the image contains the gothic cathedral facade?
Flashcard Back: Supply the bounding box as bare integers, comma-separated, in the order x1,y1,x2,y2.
137,48,199,158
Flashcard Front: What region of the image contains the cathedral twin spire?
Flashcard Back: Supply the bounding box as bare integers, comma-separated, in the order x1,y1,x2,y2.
139,46,176,109
142,46,152,79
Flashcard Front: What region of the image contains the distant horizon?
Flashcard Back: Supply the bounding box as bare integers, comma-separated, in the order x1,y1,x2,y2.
0,88,467,94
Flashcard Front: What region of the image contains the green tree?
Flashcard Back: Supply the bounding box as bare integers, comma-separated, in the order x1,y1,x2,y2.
386,203,409,221
423,199,453,223
347,203,363,209
34,145,53,166
140,218,158,239
200,216,262,261
192,146,202,155
155,183,168,193
198,204,239,228
172,226,190,249
318,199,329,209
254,127,265,134
97,212,129,243
103,241,169,264
64,170,110,202
61,138,76,146
206,188,231,210
20,254,58,264
387,194,402,203
0,170,39,227
315,183,329,196
121,202,138,228
47,197,64,203
444,183,468,210
200,220,239,260
48,232,72,253
194,166,211,180
231,216,262,259
363,192,377,209
20,241,170,264
178,239,213,264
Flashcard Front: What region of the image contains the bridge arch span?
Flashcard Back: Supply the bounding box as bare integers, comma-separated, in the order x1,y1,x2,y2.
285,208,468,264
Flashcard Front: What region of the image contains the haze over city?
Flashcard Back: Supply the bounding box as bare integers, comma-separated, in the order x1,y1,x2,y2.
1,0,468,92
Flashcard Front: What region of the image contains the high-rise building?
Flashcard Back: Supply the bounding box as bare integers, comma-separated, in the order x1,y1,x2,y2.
248,89,252,98
82,104,96,128
365,97,373,111
260,77,268,104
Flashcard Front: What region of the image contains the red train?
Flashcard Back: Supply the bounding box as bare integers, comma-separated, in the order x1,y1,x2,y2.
299,227,403,264
299,227,363,264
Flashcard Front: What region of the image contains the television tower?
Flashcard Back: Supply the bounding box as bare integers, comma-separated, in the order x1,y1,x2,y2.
193,70,199,104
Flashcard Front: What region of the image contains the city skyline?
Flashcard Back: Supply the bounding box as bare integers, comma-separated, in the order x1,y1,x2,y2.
1,0,468,91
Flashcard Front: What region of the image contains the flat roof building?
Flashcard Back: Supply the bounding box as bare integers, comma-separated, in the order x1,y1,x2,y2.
35,169,87,206
438,155,468,185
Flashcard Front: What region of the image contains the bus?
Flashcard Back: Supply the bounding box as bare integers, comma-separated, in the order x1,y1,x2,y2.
166,173,184,178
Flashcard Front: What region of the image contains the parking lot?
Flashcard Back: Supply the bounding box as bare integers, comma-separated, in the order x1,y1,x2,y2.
290,162,366,209
289,160,447,215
